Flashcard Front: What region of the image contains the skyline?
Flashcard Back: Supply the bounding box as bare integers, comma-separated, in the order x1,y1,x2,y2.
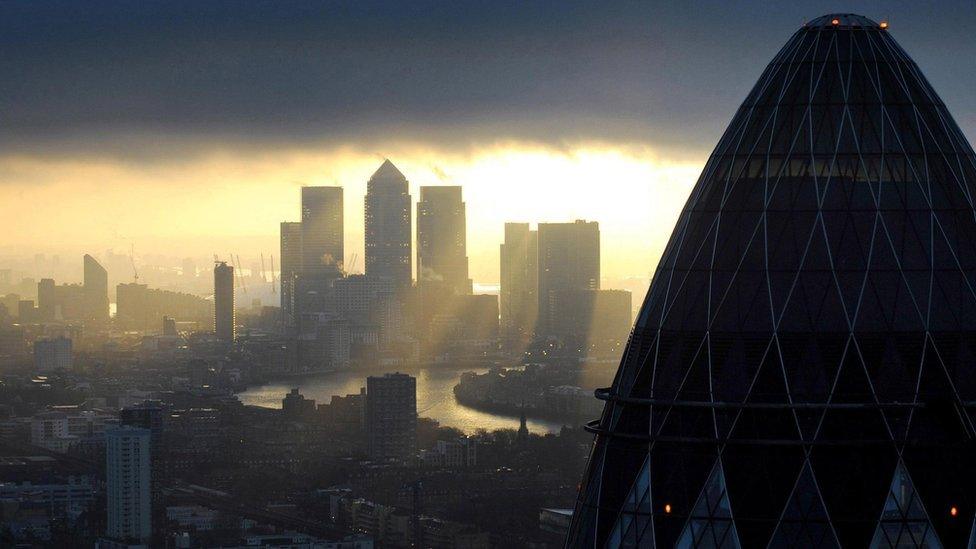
5,7,976,548
7,2,976,285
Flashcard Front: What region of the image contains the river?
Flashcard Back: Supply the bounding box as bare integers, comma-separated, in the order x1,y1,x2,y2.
236,366,569,434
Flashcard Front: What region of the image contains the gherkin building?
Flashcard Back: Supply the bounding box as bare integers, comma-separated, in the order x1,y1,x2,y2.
569,14,976,548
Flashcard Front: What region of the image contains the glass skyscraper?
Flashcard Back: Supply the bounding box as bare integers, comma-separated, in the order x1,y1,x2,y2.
365,160,412,290
569,14,976,548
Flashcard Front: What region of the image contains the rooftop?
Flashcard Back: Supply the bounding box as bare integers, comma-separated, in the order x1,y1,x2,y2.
805,13,884,29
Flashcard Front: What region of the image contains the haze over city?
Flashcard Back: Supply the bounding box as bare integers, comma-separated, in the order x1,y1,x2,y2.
4,2,976,548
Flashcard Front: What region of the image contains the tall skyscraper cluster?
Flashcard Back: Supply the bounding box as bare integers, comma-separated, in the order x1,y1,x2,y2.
279,159,487,370
273,158,635,366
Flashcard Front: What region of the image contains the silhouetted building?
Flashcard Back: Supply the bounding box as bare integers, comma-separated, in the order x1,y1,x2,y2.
17,300,36,323
33,336,72,372
282,388,316,419
417,186,471,295
213,261,235,343
36,278,86,322
37,278,55,320
297,312,350,371
83,254,109,323
366,373,416,460
500,223,538,341
280,221,303,331
106,426,151,544
301,186,344,278
537,220,599,336
365,160,412,290
116,283,211,330
570,14,976,548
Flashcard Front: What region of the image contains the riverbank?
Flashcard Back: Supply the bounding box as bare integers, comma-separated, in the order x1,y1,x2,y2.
235,365,568,434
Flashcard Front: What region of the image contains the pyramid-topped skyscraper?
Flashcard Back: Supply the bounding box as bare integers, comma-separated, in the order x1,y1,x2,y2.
365,159,412,290
570,14,976,547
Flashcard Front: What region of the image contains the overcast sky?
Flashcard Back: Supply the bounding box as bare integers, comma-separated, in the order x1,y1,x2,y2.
3,1,976,285
4,0,976,159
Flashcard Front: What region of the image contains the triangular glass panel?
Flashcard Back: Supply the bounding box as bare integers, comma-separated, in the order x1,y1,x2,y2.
676,459,741,548
606,456,653,547
768,462,841,548
869,461,943,548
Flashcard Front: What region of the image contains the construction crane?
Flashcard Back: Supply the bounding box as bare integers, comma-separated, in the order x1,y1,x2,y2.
269,254,277,294
260,253,268,283
233,254,248,295
348,253,359,275
129,244,139,283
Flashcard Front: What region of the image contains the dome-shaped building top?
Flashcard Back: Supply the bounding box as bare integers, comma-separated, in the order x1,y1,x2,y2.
569,14,976,548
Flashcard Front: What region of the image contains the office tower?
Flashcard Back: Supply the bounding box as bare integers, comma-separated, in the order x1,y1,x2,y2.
365,373,417,459
417,186,472,295
280,221,303,330
33,336,72,372
570,14,976,547
364,160,412,290
213,261,235,343
499,223,538,341
83,254,109,323
332,275,395,324
301,187,344,278
37,278,56,321
536,220,599,335
105,426,151,543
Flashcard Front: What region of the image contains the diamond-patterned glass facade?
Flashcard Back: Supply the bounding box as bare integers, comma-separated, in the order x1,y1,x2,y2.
568,13,976,548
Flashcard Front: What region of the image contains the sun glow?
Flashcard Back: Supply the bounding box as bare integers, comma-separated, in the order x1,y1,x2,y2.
0,143,702,284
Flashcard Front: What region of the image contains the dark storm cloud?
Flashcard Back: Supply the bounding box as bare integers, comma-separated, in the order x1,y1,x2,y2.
2,0,976,157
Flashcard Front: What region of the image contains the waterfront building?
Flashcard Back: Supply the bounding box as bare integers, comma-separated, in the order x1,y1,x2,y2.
537,220,599,336
301,186,344,278
499,223,538,342
570,14,976,547
282,388,316,419
364,160,412,291
297,312,351,371
280,221,303,331
417,186,472,295
213,261,235,343
365,373,417,460
106,426,151,544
